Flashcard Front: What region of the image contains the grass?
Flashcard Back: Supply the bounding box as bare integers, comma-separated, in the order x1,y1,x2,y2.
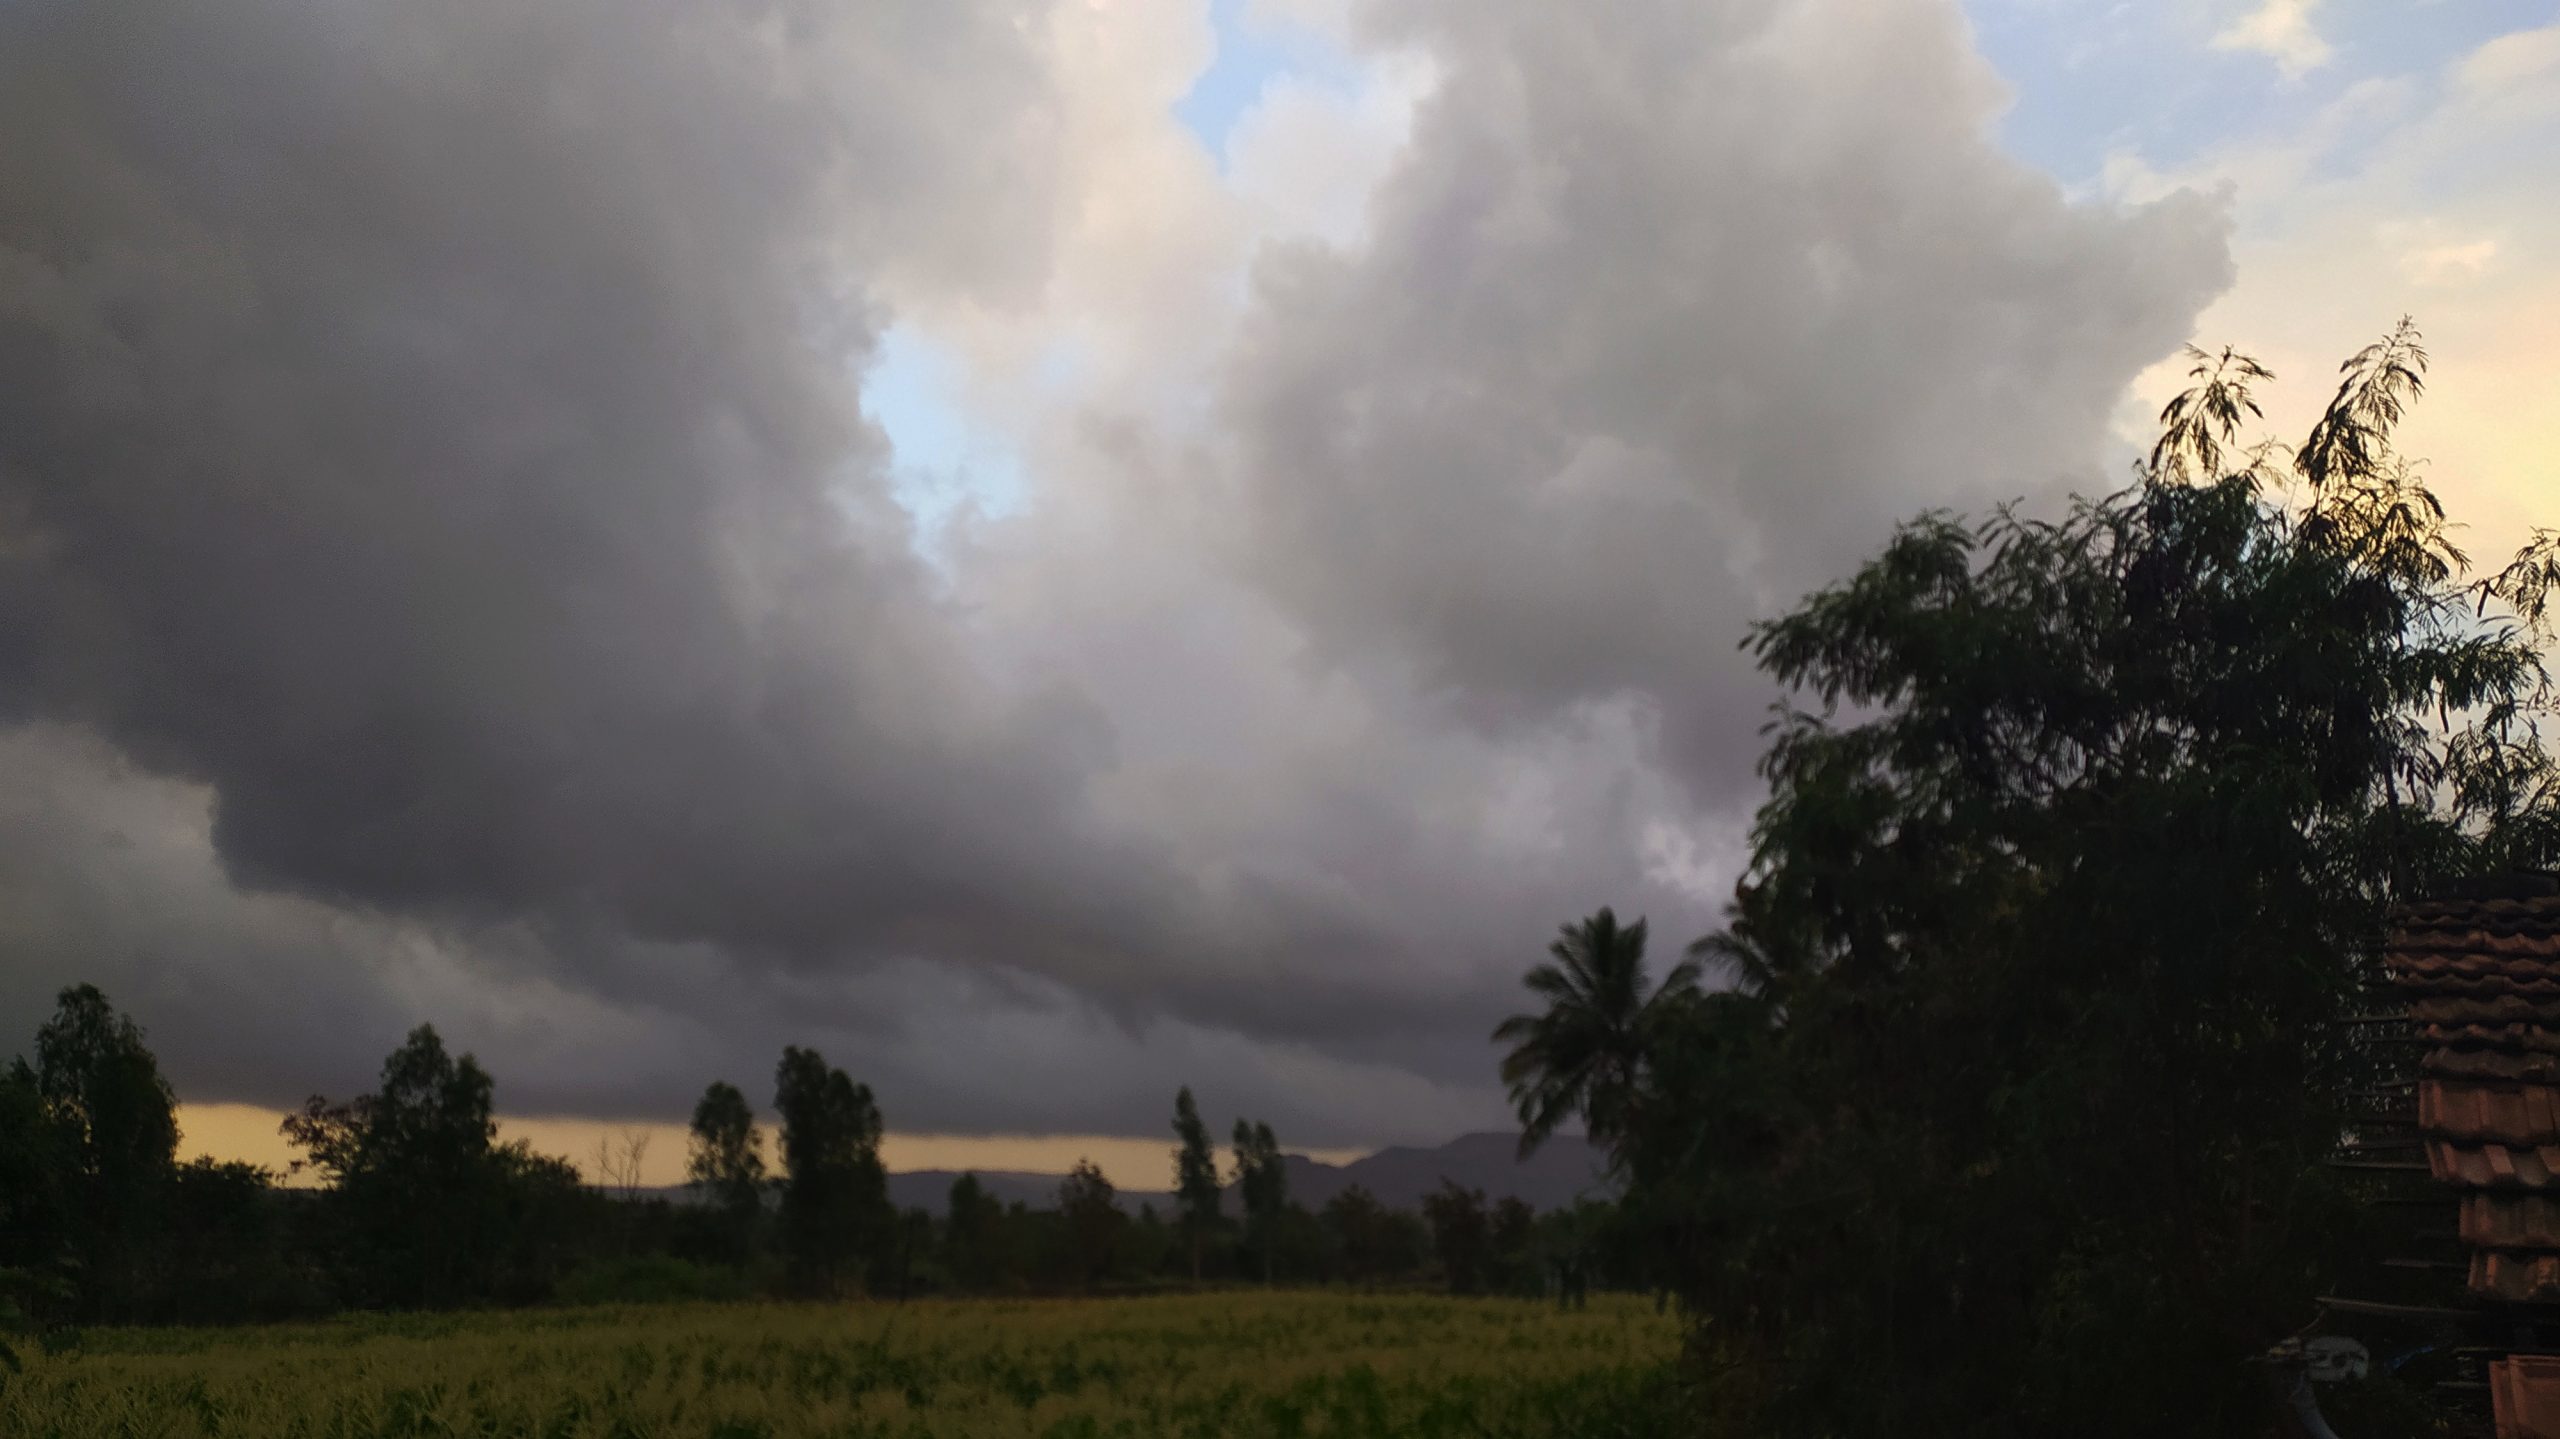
0,1290,1689,1438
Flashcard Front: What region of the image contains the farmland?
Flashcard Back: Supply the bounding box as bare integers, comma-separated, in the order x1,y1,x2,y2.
0,1291,1686,1439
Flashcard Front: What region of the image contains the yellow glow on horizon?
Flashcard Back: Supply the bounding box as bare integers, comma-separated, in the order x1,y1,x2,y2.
175,1103,1365,1194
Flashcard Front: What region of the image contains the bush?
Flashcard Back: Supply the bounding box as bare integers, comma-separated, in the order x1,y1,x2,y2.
552,1256,750,1307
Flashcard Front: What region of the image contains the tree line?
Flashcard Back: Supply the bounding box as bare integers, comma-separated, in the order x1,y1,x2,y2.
2,988,1640,1333
1487,323,2560,1438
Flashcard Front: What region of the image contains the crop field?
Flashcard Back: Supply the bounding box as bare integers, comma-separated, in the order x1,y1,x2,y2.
0,1291,1687,1439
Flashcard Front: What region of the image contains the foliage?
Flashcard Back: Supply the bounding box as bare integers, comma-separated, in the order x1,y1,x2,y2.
687,1079,767,1260
772,1046,889,1297
1492,911,1699,1156
155,1159,330,1325
282,1025,596,1310
1600,321,2560,1437
553,1254,754,1307
1320,1185,1431,1285
31,986,179,1322
1170,1087,1221,1280
945,1174,1008,1292
11,985,1637,1322
1054,1161,1125,1289
1421,1184,1493,1297
0,1291,1685,1437
0,1063,74,1322
1231,1118,1287,1282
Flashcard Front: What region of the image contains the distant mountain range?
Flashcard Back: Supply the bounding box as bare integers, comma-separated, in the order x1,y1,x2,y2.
632,1132,1613,1215
884,1131,1612,1214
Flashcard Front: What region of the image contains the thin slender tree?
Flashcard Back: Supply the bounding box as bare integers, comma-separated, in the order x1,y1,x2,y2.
1170,1087,1220,1281
1230,1118,1285,1283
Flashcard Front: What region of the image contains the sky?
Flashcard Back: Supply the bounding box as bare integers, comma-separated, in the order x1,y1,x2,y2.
2,0,2554,1189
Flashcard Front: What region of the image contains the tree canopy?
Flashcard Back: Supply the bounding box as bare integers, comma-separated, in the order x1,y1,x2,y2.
1170,1087,1220,1280
1492,908,1698,1156
1595,321,2560,1437
772,1046,888,1296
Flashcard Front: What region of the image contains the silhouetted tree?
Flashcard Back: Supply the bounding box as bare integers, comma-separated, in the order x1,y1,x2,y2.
0,1063,73,1329
1613,322,2560,1437
159,1158,320,1324
1170,1086,1220,1281
1491,910,1697,1157
1055,1159,1123,1289
1488,1196,1538,1295
1421,1182,1491,1296
34,985,178,1320
772,1046,886,1296
1320,1185,1412,1283
1230,1118,1285,1282
1124,1201,1178,1281
945,1173,1004,1291
686,1080,764,1259
284,1025,506,1308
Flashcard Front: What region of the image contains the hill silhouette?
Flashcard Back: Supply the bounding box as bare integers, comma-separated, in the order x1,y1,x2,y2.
629,1132,1612,1213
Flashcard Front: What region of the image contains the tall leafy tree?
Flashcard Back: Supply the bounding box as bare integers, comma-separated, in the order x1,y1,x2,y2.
285,1025,505,1308
0,1063,73,1328
33,985,178,1320
1169,1087,1220,1280
772,1046,887,1296
1613,322,2560,1437
1229,1118,1286,1283
1490,909,1699,1155
686,1080,765,1257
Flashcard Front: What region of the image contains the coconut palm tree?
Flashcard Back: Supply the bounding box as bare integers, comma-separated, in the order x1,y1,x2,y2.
1492,908,1701,1157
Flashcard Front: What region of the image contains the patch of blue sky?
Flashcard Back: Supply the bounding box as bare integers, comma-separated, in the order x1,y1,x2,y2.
1173,0,1363,167
1961,0,2545,187
866,326,1029,554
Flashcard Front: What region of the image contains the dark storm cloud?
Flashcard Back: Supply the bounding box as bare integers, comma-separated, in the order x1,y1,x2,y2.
0,0,1134,961
0,0,2231,1141
1222,0,2232,801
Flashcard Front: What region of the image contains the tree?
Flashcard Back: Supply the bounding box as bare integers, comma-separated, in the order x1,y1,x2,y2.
945,1173,1004,1291
1490,909,1699,1156
772,1046,887,1296
159,1158,320,1325
1170,1086,1220,1281
1421,1182,1491,1296
284,1025,507,1308
1320,1184,1424,1284
33,985,178,1320
1488,1196,1538,1296
1230,1118,1285,1283
1614,322,2560,1437
0,1063,74,1333
686,1080,765,1258
1055,1159,1124,1289
592,1128,651,1198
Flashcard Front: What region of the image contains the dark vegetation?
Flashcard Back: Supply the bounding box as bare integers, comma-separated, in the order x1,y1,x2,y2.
1489,321,2560,1436
0,991,1648,1341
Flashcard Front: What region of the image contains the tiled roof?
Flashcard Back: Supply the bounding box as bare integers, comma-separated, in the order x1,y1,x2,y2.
2479,1255,2560,1306
2467,1195,2560,1250
2412,996,2560,1027
2388,881,2560,1307
2493,1353,2560,1438
2432,1051,2560,1083
2428,1137,2560,1190
2423,1084,2560,1145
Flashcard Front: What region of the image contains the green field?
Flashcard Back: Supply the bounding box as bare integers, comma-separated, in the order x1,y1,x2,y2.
0,1291,1688,1438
